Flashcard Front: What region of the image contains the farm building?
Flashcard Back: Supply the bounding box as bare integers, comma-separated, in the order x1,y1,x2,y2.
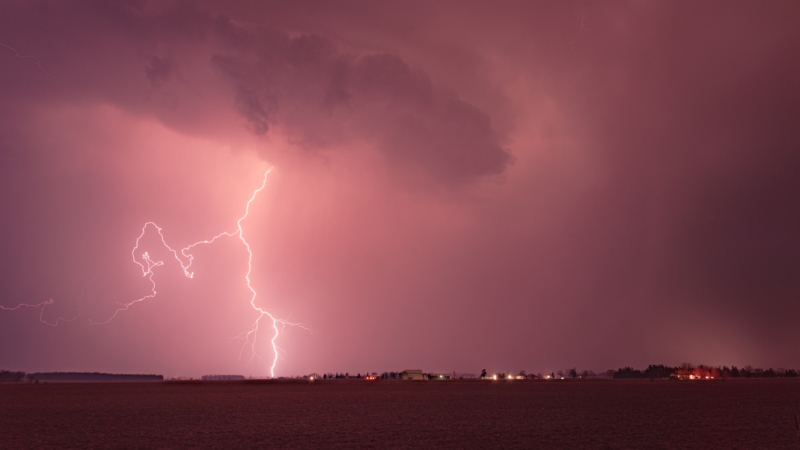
201,375,245,381
400,370,425,380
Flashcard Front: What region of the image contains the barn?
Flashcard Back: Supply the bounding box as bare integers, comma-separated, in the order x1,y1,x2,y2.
400,369,425,380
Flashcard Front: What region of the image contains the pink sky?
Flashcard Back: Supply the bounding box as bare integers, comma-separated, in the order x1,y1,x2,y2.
1,1,799,377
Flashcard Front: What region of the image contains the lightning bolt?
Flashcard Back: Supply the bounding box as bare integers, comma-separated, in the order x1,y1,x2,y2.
0,43,54,78
571,13,588,54
0,299,80,327
91,167,307,377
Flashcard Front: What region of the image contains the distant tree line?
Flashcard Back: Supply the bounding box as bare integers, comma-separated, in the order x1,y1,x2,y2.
477,364,800,381
319,372,405,380
0,371,163,382
611,364,800,379
612,365,675,379
0,370,26,383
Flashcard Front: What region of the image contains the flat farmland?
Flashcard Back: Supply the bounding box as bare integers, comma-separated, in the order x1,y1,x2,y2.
2,379,799,448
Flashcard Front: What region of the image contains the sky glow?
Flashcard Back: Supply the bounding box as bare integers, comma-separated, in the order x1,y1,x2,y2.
1,1,799,377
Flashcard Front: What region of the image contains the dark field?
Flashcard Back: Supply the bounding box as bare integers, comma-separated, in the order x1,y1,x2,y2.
2,379,800,448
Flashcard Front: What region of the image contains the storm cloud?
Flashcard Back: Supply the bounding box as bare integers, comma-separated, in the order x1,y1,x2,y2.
1,0,798,377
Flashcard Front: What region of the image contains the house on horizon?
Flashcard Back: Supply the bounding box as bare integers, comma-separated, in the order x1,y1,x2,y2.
400,369,425,380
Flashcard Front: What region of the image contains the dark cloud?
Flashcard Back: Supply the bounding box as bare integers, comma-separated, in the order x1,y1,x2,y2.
210,26,513,182
145,56,172,87
539,1,800,360
0,1,512,184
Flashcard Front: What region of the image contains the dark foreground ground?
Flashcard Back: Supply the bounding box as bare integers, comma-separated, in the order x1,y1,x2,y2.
2,379,799,448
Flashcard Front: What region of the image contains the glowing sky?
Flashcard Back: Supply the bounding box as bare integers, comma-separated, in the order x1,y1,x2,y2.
1,1,799,377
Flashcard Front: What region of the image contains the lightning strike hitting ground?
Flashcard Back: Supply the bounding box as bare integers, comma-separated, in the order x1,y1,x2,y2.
89,168,305,377
0,42,54,78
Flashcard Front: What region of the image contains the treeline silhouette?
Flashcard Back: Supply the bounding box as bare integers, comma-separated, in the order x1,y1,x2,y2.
0,370,26,383
1,370,163,382
611,364,800,379
318,372,403,379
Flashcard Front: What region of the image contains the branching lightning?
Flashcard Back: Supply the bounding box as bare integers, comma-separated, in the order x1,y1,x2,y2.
89,167,306,377
0,167,302,375
0,42,54,78
0,299,80,327
571,13,589,54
